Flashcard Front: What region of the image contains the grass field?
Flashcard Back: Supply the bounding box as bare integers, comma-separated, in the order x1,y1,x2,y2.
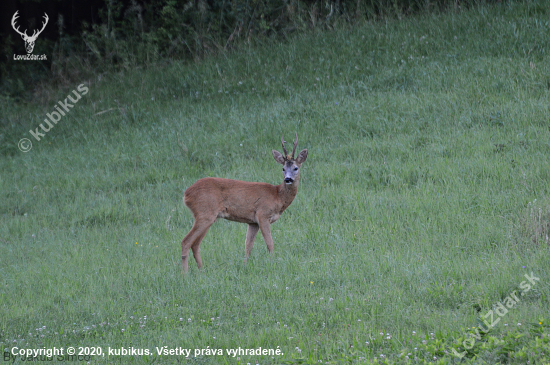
1,1,550,363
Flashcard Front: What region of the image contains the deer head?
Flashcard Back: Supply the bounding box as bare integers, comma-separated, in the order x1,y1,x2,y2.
272,132,308,185
11,11,49,54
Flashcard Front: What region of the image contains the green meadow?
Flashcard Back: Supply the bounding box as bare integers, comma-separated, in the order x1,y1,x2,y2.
1,1,550,363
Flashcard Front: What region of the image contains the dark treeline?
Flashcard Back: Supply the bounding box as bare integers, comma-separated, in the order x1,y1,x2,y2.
1,0,502,98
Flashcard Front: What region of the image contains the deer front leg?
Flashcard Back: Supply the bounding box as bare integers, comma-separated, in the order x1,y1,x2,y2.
258,219,274,254
244,223,259,262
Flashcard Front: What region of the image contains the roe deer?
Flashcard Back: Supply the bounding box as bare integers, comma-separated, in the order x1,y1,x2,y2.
181,133,308,273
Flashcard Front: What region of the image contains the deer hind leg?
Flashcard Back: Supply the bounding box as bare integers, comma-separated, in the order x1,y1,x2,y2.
258,219,274,254
191,227,211,270
181,217,215,273
244,223,260,262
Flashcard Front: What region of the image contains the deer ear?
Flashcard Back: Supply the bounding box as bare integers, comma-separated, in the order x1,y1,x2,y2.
272,150,285,164
295,149,308,165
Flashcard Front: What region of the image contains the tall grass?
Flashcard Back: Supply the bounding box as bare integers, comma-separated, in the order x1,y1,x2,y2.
1,1,549,363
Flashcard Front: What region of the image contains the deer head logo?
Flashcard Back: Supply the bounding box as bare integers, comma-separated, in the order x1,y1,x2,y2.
11,11,49,54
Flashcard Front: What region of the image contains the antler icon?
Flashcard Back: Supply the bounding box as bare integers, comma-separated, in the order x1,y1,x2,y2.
11,11,49,54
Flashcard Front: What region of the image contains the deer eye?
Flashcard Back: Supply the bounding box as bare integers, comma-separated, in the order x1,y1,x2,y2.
294,167,298,171
282,168,284,171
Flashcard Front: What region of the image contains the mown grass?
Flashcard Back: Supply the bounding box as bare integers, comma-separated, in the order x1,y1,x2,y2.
1,1,549,364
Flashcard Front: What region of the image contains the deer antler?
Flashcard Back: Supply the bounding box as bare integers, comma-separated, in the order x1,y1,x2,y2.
291,132,298,159
30,13,49,40
11,11,27,38
281,133,288,158
11,11,48,40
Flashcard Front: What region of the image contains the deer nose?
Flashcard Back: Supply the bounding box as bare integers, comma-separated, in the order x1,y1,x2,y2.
284,177,293,184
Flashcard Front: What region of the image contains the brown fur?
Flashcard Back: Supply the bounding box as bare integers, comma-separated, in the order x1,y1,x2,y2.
180,135,308,273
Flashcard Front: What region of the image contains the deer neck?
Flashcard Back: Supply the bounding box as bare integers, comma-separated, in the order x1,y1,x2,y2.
277,176,300,211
